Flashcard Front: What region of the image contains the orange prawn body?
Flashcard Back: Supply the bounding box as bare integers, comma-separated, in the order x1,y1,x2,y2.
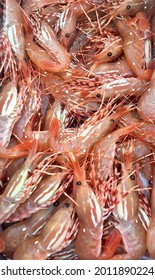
5,0,26,63
8,169,68,222
92,56,135,77
0,141,40,224
94,76,148,101
115,12,153,80
0,206,57,258
13,199,76,260
91,125,140,182
71,156,103,259
71,156,121,260
25,25,71,73
118,112,155,145
0,80,25,148
111,145,147,259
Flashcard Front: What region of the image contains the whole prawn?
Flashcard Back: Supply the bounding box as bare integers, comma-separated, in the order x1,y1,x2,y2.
115,12,153,80
69,154,122,260
111,144,147,259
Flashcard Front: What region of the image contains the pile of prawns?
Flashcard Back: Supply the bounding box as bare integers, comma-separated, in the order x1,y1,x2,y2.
0,0,155,260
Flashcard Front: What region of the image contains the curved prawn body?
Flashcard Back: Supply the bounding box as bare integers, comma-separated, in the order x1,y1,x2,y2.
0,141,39,224
13,199,76,260
138,70,155,121
115,12,153,80
34,21,71,71
92,56,135,77
94,36,123,64
59,1,92,48
111,145,147,259
8,169,68,222
91,125,140,182
0,80,25,148
25,24,70,73
0,205,57,258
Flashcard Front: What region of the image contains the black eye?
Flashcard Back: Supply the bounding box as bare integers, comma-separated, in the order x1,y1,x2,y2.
126,5,131,9
107,52,112,57
65,33,70,38
110,119,115,124
76,181,82,186
130,174,135,180
58,168,62,172
53,201,59,206
149,180,153,185
96,93,101,98
65,202,70,207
